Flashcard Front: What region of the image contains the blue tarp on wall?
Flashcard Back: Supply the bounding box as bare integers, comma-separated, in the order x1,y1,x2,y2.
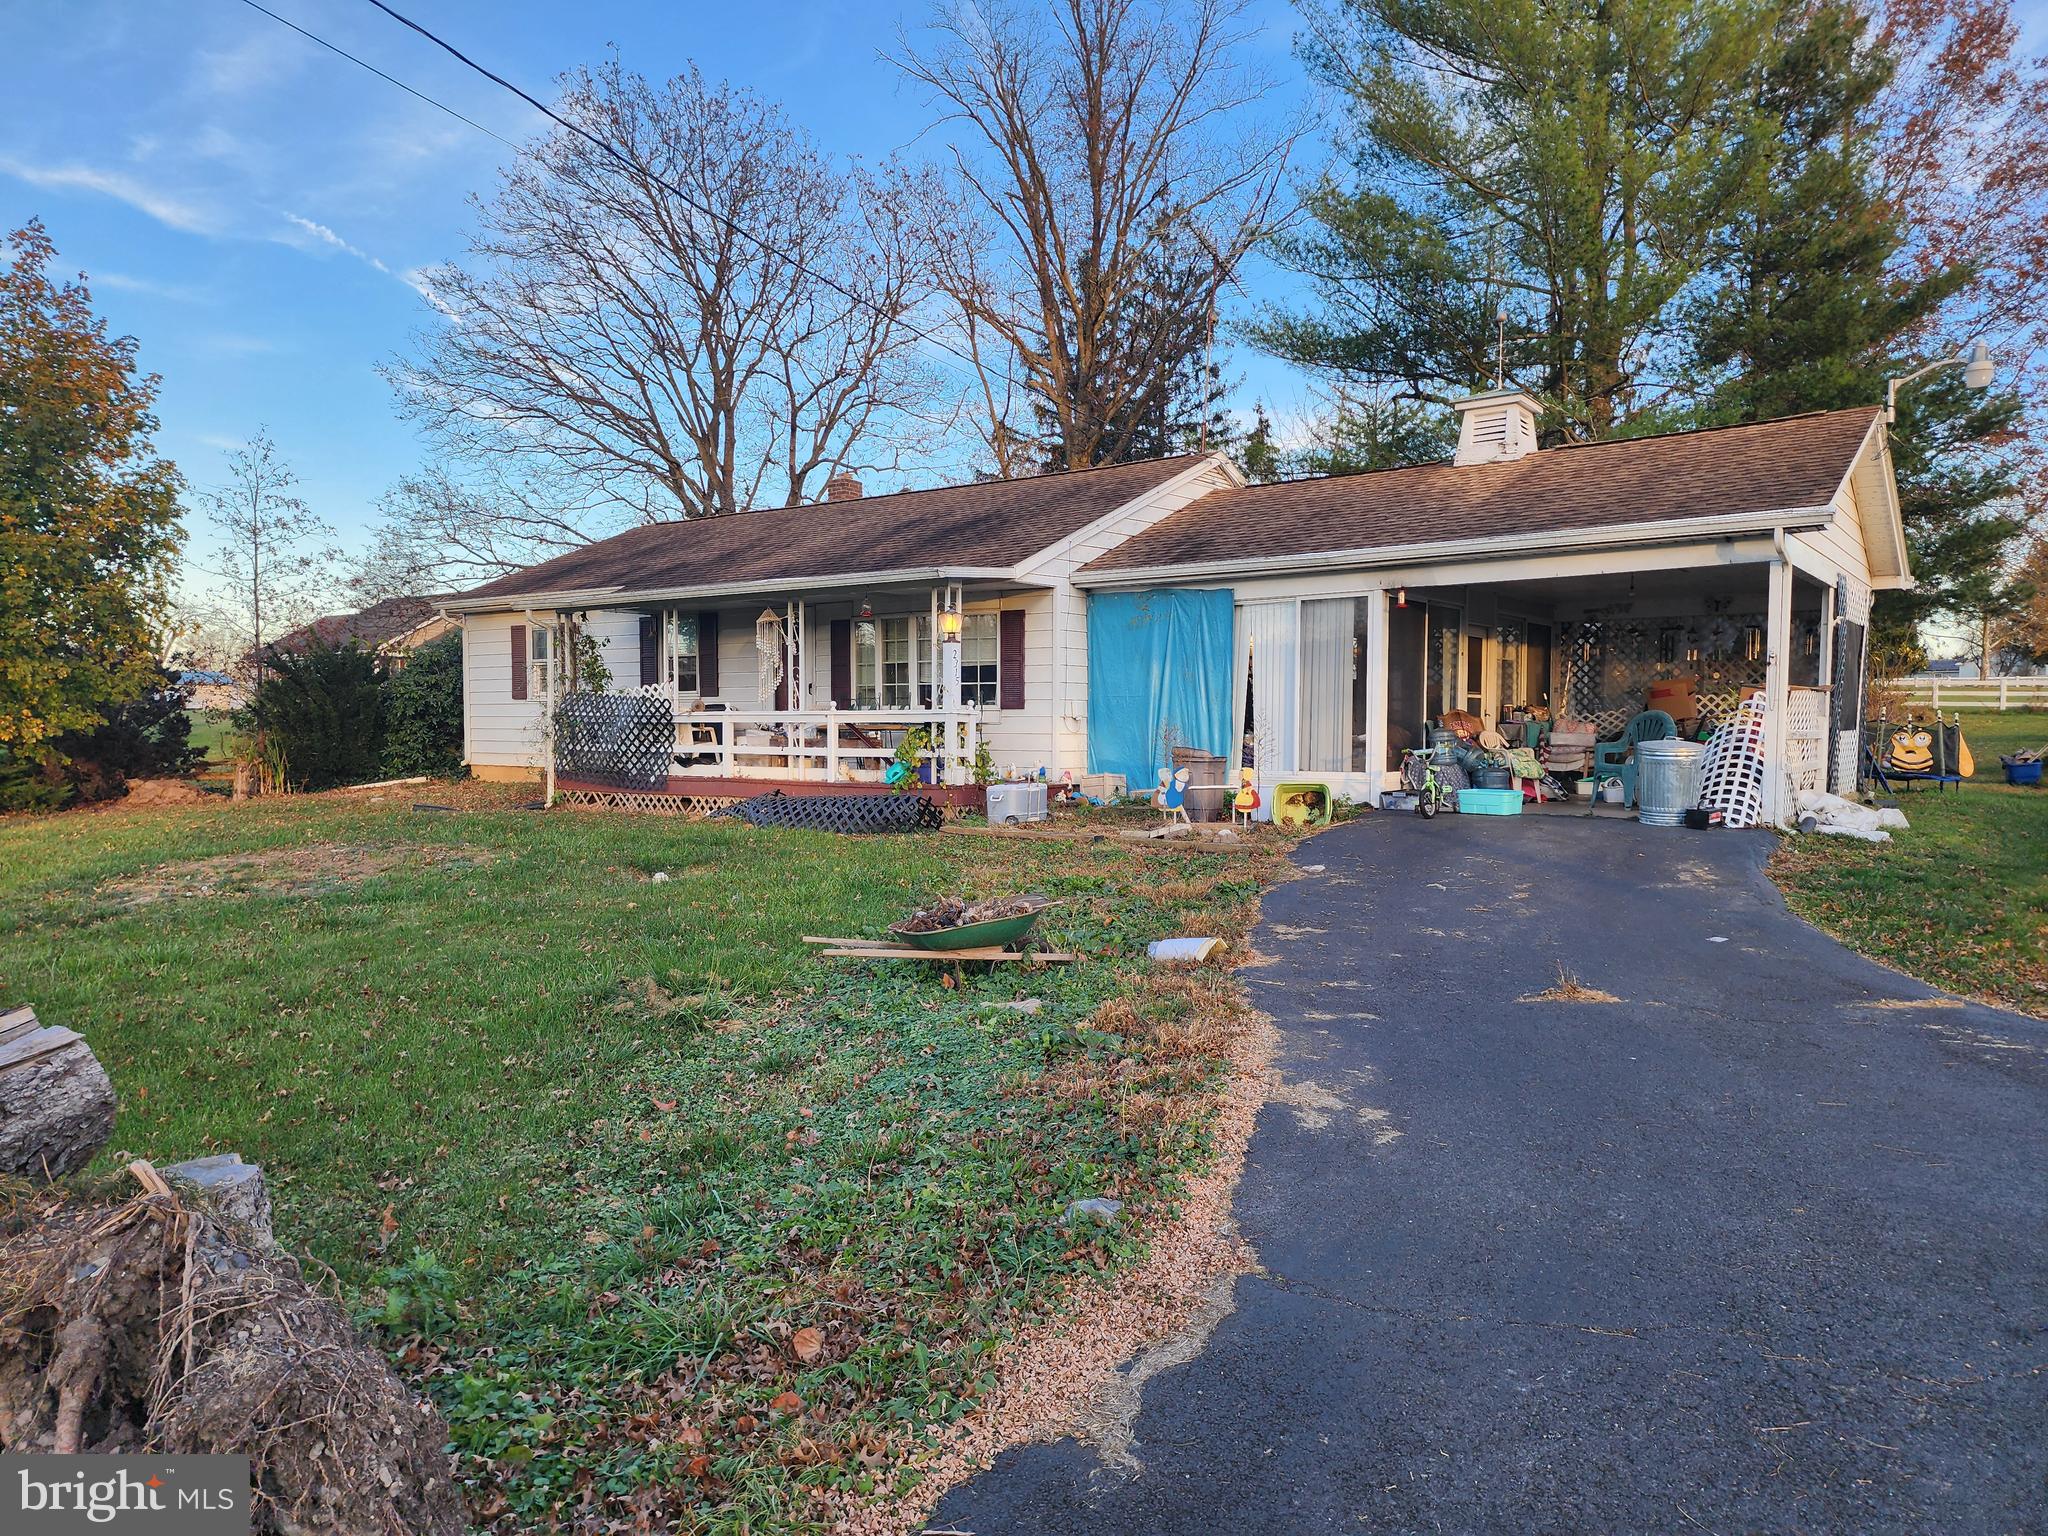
1087,588,1235,788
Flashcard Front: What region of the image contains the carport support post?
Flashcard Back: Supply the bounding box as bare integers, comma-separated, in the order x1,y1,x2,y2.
1363,589,1391,806
1763,554,1793,827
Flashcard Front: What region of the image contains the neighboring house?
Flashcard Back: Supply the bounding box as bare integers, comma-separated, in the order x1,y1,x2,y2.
176,670,245,712
264,596,455,671
444,391,1908,826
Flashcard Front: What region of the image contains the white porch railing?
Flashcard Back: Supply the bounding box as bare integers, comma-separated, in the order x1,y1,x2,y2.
671,706,982,786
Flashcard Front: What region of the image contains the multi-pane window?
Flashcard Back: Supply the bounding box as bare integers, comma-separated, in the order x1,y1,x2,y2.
959,612,999,705
852,611,1001,709
665,613,699,694
880,617,914,708
529,626,552,696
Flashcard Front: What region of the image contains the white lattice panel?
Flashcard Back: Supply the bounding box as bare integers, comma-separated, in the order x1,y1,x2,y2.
1786,686,1830,796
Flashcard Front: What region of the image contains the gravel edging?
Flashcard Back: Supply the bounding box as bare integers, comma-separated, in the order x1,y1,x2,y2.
825,986,1278,1536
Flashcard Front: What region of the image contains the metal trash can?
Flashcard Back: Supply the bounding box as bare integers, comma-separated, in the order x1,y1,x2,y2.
1636,738,1706,826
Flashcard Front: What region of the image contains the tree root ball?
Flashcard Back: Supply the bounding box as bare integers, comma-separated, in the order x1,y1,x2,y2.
0,1170,462,1536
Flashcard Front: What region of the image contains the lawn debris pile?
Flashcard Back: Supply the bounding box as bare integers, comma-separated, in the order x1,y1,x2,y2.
0,1163,462,1536
895,893,1047,932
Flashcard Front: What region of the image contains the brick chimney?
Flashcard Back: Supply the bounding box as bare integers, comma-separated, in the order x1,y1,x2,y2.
1452,388,1541,466
823,471,864,502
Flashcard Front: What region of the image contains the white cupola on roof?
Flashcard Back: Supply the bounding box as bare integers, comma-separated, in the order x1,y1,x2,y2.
1452,388,1541,467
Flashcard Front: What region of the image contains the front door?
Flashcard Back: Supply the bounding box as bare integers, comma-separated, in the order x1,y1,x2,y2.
1462,619,1490,721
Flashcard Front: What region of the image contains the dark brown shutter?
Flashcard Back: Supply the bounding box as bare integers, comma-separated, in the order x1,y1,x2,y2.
697,612,719,696
999,609,1026,710
639,615,658,687
510,624,528,700
830,619,853,707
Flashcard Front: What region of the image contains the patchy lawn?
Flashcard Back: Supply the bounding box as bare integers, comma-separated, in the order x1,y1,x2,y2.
1772,708,2048,1016
0,784,1288,1532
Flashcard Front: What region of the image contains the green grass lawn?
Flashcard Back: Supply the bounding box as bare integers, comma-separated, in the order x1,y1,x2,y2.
1773,708,2048,1016
183,709,241,765
0,786,1280,1532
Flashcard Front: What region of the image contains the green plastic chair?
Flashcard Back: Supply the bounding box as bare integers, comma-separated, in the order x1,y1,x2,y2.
1589,710,1676,806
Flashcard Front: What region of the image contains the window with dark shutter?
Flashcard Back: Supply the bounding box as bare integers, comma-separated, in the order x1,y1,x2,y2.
510,624,528,701
639,615,658,687
697,612,719,697
999,609,1026,710
830,619,853,707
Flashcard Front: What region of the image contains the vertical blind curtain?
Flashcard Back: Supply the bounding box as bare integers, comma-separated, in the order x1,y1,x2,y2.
1299,598,1354,774
1234,600,1298,774
1087,589,1235,787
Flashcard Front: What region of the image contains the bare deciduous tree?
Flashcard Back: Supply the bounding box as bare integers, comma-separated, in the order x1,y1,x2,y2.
349,464,614,602
895,0,1291,472
202,430,340,692
390,58,941,523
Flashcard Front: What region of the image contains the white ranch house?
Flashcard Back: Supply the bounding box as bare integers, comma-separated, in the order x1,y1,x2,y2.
440,392,1908,827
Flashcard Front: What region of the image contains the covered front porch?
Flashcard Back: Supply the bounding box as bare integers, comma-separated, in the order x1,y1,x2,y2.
536,574,1048,810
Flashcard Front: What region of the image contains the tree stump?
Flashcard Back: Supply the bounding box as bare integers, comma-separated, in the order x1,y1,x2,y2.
0,1008,117,1181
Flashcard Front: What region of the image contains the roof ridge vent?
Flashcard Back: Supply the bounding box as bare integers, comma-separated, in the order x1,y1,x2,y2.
1452,389,1541,466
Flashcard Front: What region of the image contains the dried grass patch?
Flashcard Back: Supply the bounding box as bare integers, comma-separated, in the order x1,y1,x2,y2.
1518,964,1623,1004
99,842,492,906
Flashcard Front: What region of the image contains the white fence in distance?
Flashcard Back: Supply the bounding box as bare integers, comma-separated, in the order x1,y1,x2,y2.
1892,676,2048,711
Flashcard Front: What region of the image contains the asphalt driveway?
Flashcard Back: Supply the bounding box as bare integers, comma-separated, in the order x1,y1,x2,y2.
935,812,2047,1535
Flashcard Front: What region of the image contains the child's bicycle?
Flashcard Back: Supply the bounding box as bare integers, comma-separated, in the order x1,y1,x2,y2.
1401,748,1454,818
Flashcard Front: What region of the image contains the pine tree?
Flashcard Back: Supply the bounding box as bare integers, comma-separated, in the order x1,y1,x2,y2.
1688,0,2028,663
1250,0,1773,438
1292,392,1452,476
1237,402,1284,484
1692,1,1955,421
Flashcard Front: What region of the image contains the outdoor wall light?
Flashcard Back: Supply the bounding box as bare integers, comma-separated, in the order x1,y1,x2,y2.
939,609,963,639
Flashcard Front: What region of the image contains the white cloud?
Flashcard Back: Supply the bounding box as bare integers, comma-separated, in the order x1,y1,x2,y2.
198,333,280,356
281,212,390,274
191,30,306,99
0,156,219,235
91,271,210,303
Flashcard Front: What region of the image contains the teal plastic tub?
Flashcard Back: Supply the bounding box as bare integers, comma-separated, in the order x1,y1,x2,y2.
1456,787,1523,816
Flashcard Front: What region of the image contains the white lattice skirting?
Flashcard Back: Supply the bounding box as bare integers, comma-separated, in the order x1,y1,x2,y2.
556,788,742,817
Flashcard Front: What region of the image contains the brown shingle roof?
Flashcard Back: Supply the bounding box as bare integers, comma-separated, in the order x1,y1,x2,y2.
456,455,1207,602
1080,408,1881,576
267,596,446,656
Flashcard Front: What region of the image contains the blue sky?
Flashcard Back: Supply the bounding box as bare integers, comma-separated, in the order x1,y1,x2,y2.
2,0,1316,586
8,0,2044,592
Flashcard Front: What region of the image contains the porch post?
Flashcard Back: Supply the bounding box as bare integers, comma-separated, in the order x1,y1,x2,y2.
1763,554,1793,826
542,616,558,807
1362,589,1391,806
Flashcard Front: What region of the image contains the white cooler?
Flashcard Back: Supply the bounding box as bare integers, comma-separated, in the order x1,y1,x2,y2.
985,782,1049,824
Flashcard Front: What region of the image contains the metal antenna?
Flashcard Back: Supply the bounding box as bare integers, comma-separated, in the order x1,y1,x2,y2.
1495,307,1508,390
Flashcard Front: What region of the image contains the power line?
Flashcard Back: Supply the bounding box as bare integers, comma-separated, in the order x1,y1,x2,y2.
234,0,513,150
229,0,1018,391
